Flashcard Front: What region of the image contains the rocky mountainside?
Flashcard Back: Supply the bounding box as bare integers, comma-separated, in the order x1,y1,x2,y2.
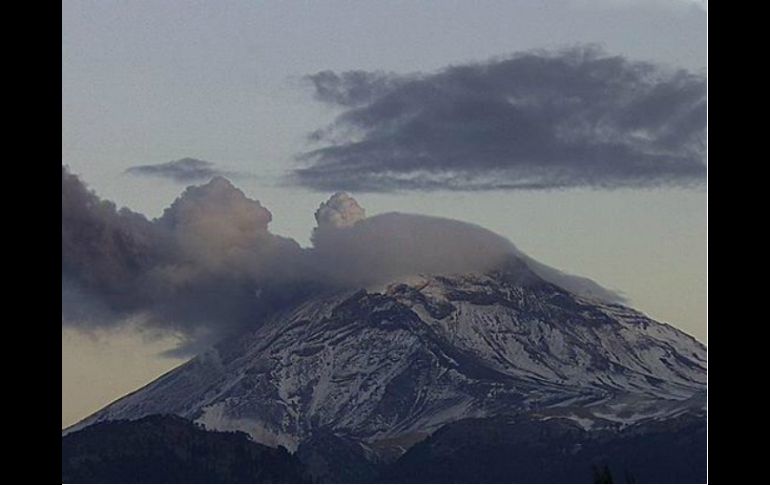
67,256,706,460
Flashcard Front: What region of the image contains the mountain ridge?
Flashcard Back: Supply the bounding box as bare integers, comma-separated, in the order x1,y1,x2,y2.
65,256,706,458
62,411,707,483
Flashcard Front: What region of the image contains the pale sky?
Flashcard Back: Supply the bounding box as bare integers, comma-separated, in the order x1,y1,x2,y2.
62,0,707,428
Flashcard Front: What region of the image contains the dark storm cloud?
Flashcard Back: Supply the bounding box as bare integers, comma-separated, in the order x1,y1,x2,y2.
126,158,225,182
307,70,406,108
63,166,622,355
296,46,707,192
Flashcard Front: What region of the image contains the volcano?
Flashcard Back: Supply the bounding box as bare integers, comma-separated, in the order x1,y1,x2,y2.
66,256,706,460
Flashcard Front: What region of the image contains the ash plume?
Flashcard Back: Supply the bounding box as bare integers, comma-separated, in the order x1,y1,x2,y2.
63,166,621,354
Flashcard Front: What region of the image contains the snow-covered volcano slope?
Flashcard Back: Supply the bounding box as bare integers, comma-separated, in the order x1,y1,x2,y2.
68,258,706,452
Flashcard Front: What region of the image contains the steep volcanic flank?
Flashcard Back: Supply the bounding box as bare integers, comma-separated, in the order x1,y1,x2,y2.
67,257,706,455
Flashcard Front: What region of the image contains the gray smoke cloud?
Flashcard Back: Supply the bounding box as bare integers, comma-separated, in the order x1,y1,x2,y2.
295,46,706,192
314,192,366,229
63,166,622,355
126,158,226,183
62,166,307,354
62,165,168,320
310,212,514,287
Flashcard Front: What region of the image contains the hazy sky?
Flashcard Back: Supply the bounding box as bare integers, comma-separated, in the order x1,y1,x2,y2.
62,0,707,428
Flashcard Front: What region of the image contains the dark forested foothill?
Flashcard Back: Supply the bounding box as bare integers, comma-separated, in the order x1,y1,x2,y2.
62,413,706,484
61,415,308,483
